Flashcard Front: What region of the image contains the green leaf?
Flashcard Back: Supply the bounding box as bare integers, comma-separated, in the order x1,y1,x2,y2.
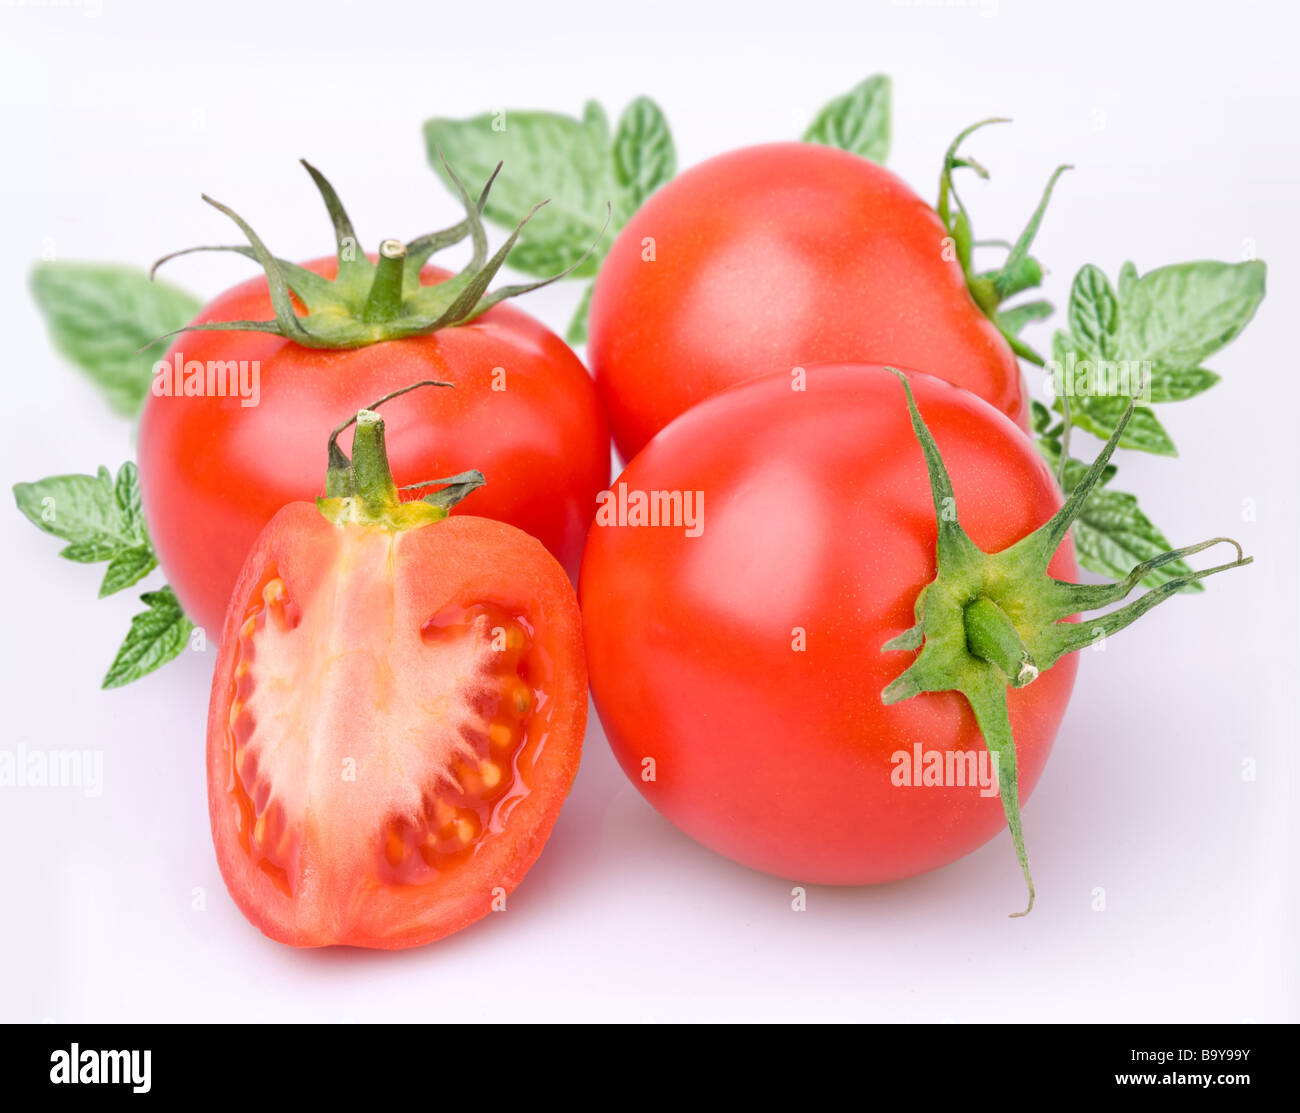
1066,264,1119,360
425,99,675,282
114,458,142,517
1115,259,1266,370
29,263,201,417
1145,365,1220,403
103,587,194,689
611,97,676,211
802,75,891,163
99,546,157,598
999,299,1053,338
1054,258,1265,451
1071,397,1178,456
582,99,611,140
1035,439,1197,592
566,281,595,346
14,461,157,597
1070,487,1202,592
1030,400,1054,436
60,539,123,563
425,103,614,278
1051,311,1183,456
13,462,151,579
16,462,192,687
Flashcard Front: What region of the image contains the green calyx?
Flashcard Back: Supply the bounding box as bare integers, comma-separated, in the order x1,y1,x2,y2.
936,119,1070,367
149,155,609,350
316,381,484,530
880,369,1251,917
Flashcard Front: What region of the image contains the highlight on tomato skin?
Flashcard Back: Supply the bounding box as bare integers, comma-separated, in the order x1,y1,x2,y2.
206,497,587,950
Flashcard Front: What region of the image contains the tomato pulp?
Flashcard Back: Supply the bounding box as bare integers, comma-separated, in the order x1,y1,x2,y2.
579,364,1075,886
587,142,1027,460
208,499,587,949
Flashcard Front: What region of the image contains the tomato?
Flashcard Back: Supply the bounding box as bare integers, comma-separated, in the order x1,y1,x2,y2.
578,364,1075,887
207,404,586,948
139,257,609,635
587,142,1027,461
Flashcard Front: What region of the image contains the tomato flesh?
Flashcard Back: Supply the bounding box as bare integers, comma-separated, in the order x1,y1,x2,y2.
208,507,585,949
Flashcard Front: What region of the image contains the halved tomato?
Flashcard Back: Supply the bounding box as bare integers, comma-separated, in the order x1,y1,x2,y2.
206,398,586,949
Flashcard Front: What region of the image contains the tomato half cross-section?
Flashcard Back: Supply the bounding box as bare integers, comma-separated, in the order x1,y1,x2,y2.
586,142,1031,460
139,161,609,635
207,389,587,948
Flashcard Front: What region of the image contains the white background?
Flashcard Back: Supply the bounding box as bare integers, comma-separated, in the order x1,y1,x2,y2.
1,0,1296,1022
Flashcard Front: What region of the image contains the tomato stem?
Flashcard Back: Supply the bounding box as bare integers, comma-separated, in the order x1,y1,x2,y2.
361,240,407,324
324,380,452,499
350,411,400,512
317,383,486,531
963,597,1038,686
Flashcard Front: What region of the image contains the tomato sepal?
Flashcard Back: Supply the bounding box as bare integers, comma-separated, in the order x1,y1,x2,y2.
880,368,1252,915
936,120,1071,368
146,158,609,351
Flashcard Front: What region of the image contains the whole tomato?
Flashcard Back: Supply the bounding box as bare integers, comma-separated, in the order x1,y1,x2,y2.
139,259,608,634
579,364,1076,890
139,166,610,635
587,142,1028,460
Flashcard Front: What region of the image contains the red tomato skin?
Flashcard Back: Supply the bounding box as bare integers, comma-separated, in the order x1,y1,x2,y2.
588,142,1028,460
139,259,609,634
207,507,586,949
579,364,1076,886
